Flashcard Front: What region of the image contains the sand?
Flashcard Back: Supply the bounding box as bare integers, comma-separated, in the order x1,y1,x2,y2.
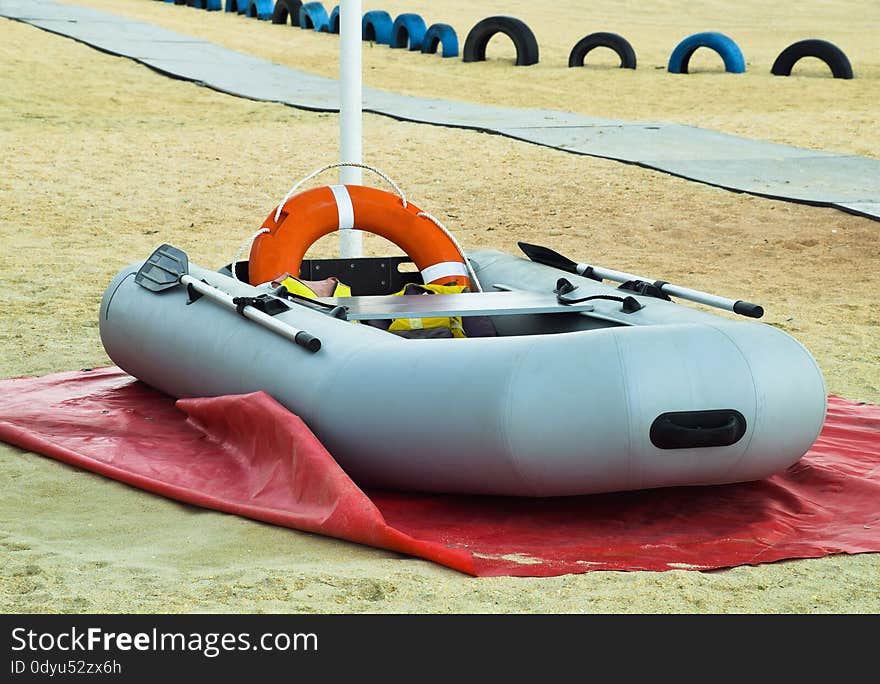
1,1,878,613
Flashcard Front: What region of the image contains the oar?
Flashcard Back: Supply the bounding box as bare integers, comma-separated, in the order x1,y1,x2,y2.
518,241,763,319
135,244,322,352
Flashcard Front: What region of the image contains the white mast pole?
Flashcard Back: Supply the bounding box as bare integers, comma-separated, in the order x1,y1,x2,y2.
339,0,363,258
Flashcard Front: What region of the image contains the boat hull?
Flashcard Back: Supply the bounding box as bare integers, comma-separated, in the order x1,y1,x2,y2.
99,251,827,496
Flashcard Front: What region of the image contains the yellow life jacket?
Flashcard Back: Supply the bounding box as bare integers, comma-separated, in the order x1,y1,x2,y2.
387,283,468,338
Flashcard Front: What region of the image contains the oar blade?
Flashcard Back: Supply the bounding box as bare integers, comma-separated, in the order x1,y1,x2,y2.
517,241,578,274
135,243,188,292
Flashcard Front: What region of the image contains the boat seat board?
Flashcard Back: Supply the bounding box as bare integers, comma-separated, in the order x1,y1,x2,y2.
316,290,596,320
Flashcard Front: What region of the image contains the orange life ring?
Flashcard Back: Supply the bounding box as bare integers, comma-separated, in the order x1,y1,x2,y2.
248,185,471,289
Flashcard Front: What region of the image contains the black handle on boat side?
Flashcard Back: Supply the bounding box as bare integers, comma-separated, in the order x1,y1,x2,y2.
650,410,747,449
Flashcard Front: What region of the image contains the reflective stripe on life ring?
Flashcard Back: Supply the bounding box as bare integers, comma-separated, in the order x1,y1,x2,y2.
328,184,355,230
248,185,471,289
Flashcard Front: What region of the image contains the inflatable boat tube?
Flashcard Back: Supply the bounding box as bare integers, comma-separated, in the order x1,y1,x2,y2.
569,32,636,69
391,13,427,51
298,1,328,31
248,0,274,20
668,32,745,74
362,10,393,44
328,5,339,34
271,0,302,25
771,39,853,79
463,16,539,66
421,23,458,58
101,246,826,497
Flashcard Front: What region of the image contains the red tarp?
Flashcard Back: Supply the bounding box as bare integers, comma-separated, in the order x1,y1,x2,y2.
0,367,878,577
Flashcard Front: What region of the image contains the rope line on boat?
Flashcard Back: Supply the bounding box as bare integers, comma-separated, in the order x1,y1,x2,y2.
273,162,408,222
232,228,270,282
416,210,483,293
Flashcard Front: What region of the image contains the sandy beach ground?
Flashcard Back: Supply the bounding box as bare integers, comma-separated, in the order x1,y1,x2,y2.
1,1,878,612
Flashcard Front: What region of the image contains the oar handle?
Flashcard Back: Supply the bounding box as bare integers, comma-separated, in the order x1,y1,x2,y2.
576,264,764,319
292,331,322,353
732,301,764,318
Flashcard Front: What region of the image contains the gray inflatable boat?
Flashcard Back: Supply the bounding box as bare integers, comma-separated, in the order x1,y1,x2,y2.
99,186,827,497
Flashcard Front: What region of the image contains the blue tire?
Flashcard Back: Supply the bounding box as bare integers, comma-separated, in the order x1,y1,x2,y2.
667,32,745,74
299,2,329,31
328,5,339,34
421,23,459,58
362,10,393,45
247,0,274,19
391,13,427,51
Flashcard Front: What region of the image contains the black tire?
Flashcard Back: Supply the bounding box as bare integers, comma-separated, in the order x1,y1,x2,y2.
271,0,302,26
771,39,853,79
568,32,636,69
462,16,539,66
